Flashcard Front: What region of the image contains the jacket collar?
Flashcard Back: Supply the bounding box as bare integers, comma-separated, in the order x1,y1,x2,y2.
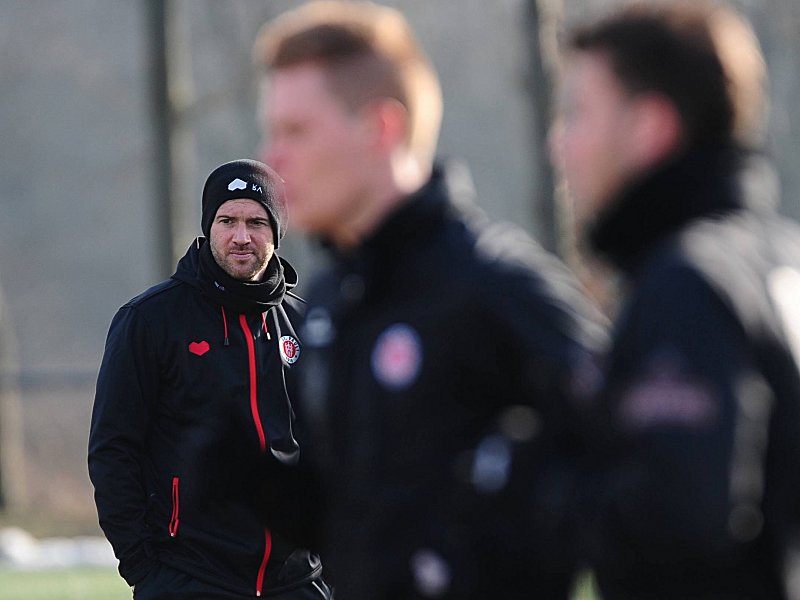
589,146,779,275
324,160,482,269
318,161,482,306
360,160,483,259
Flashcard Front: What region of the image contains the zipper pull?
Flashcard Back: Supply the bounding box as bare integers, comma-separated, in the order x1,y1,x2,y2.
261,312,271,342
221,307,230,346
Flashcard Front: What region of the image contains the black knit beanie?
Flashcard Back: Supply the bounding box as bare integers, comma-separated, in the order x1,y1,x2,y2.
201,159,287,247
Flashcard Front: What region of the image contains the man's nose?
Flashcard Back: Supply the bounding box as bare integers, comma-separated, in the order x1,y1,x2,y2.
232,221,250,243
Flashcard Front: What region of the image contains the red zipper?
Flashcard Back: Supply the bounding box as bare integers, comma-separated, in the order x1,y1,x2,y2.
255,528,272,596
169,476,180,537
239,314,267,453
238,316,272,594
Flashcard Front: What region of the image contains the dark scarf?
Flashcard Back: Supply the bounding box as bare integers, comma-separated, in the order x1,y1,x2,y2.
197,239,286,314
589,146,777,275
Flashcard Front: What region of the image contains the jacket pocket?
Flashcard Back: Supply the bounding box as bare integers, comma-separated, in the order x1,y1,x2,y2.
168,476,180,537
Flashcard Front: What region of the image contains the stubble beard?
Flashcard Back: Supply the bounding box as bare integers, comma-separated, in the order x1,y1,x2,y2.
210,241,270,282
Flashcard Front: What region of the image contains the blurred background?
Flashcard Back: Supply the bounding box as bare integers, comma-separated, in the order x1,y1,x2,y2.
0,0,798,579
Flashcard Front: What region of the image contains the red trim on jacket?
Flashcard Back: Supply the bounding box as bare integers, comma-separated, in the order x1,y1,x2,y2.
255,529,272,596
239,315,267,453
169,476,180,537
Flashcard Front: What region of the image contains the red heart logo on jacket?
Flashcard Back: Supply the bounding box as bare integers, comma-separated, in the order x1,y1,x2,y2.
188,341,210,356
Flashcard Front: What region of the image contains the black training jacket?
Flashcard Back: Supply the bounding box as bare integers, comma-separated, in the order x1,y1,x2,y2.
299,162,608,600
583,148,800,599
89,239,322,597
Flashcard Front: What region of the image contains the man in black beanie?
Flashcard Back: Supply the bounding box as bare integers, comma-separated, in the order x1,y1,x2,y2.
89,159,331,599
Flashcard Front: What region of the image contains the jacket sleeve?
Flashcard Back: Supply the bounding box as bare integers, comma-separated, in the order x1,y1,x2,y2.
584,265,764,573
471,236,610,576
88,305,158,585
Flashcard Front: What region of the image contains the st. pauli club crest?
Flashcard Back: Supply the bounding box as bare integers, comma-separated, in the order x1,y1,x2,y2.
279,335,301,365
371,323,423,390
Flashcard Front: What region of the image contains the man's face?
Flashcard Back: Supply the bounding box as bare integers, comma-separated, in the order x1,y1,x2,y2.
552,51,641,224
209,198,274,282
259,63,372,240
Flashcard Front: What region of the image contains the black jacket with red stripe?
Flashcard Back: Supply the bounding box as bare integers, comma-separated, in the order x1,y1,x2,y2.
89,238,321,597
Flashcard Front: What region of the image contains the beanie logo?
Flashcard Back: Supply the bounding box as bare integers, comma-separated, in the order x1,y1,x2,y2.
228,178,247,191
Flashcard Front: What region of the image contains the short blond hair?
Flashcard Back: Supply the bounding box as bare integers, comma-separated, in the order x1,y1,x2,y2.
254,1,443,165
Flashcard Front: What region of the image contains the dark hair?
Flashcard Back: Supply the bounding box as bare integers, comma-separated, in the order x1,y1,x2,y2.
568,1,766,148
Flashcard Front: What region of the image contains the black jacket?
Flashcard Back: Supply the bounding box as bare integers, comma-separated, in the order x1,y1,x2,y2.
584,148,800,599
299,162,608,599
89,239,322,597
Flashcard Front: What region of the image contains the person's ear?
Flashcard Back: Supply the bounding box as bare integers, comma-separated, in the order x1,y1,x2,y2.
362,97,409,154
630,93,684,168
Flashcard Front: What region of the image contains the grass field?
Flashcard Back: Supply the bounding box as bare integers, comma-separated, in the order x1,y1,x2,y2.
0,566,600,599
0,567,130,600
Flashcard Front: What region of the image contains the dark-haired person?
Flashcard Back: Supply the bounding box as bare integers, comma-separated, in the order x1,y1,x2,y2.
552,2,800,597
89,160,331,599
254,2,607,599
